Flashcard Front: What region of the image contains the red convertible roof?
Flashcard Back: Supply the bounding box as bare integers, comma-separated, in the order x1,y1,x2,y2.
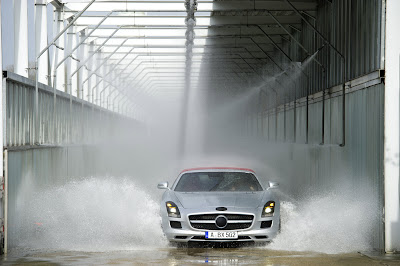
180,167,255,174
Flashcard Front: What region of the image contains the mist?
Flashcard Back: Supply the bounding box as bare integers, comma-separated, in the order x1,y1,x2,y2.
9,66,380,255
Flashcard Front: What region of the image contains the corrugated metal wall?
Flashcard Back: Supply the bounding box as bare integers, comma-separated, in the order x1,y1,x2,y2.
3,71,135,147
248,82,384,250
262,0,384,108
238,0,386,251
2,72,144,248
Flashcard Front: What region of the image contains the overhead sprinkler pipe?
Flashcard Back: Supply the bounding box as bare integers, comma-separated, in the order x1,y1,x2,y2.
121,63,149,83
121,90,146,113
69,26,122,80
285,0,346,147
107,88,119,110
127,68,150,87
123,100,134,117
244,40,288,141
247,37,300,90
111,94,119,113
301,43,327,145
107,86,130,113
91,55,142,95
85,46,133,104
266,11,325,69
81,41,131,91
67,26,120,132
107,84,135,110
252,30,310,78
90,78,104,105
34,0,95,144
121,101,129,116
134,69,246,90
119,98,129,115
257,26,293,63
112,93,122,113
99,84,111,108
53,11,113,89
90,74,126,108
133,71,187,88
252,31,311,143
142,81,186,92
266,11,328,144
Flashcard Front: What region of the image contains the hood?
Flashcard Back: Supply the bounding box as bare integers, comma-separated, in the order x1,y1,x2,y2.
174,192,265,209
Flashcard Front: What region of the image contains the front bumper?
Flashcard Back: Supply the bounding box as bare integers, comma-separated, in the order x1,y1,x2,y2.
161,209,280,243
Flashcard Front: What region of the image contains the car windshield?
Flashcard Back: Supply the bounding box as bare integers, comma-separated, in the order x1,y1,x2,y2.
174,172,263,192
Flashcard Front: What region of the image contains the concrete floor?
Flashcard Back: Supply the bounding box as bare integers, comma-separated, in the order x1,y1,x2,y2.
1,248,400,265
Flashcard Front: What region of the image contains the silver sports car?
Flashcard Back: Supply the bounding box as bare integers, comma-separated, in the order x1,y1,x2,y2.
157,167,280,244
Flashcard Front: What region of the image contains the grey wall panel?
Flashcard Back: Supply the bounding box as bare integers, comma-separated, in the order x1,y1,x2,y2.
4,71,138,147
308,102,322,144
260,0,383,110
295,105,307,144
277,112,285,142
285,108,295,142
252,83,384,250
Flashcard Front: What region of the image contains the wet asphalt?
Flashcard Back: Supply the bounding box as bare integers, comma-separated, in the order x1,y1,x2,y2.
1,247,400,265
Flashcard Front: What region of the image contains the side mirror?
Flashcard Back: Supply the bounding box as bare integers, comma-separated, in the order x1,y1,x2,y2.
157,181,169,190
268,181,279,189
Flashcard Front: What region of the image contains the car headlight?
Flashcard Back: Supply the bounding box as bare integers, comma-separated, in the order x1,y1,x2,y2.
166,201,181,218
262,201,275,217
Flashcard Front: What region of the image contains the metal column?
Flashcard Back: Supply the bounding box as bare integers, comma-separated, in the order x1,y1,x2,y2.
54,9,65,91
78,30,87,100
35,0,49,85
384,0,400,253
0,1,6,254
13,0,28,78
88,41,95,103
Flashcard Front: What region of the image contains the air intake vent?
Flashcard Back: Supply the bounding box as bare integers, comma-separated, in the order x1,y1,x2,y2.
170,221,182,229
260,220,272,228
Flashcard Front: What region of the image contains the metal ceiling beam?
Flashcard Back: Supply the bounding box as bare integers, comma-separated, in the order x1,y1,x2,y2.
49,0,63,9
64,1,317,12
64,10,316,18
73,17,302,27
85,33,284,39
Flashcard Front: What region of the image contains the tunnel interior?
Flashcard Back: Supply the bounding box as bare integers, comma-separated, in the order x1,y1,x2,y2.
0,0,398,258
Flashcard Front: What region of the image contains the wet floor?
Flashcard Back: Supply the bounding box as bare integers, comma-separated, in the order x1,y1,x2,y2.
1,248,400,265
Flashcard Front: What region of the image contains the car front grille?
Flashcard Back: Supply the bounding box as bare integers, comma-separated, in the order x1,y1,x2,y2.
189,214,254,221
189,213,254,231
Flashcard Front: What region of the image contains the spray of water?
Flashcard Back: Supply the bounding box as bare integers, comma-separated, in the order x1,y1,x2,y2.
302,50,319,67
9,46,375,255
268,189,377,254
14,177,167,252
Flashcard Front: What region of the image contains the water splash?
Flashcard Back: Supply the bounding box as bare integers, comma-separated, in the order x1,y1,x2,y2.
301,50,319,68
13,177,167,252
268,190,377,254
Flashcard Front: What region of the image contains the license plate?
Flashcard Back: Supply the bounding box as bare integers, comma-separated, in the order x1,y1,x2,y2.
205,231,238,239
